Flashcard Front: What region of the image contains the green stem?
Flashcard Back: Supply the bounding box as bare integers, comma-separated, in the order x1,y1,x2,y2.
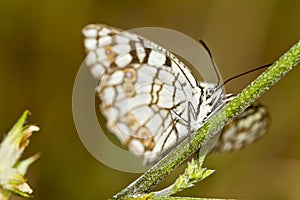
113,40,300,199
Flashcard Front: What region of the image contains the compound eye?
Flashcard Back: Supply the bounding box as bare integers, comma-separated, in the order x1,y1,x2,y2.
206,88,214,98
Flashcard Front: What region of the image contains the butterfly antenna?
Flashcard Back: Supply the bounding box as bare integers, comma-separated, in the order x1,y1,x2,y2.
199,40,221,88
216,63,272,91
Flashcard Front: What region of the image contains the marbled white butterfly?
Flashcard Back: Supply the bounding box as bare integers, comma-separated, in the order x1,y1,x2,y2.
82,24,269,165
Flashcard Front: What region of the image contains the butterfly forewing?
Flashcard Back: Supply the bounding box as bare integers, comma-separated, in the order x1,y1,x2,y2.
83,24,222,164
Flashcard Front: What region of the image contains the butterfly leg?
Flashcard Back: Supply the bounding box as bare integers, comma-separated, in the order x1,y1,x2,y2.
186,101,199,148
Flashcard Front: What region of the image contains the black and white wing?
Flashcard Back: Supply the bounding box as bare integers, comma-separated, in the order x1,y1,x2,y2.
82,24,215,164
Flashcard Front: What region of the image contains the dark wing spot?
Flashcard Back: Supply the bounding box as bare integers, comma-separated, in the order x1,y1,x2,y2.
164,57,172,67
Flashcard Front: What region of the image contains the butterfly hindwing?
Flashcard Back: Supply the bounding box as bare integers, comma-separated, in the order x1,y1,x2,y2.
213,102,270,152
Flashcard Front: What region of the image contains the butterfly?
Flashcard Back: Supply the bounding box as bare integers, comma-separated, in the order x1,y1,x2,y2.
82,24,270,165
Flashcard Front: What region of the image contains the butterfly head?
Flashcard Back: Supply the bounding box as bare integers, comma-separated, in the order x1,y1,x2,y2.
198,82,225,115
200,82,223,100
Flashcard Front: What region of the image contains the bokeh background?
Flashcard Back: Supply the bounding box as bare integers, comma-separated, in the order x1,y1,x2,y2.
0,0,300,199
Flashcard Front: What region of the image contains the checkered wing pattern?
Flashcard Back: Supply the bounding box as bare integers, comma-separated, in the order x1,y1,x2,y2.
82,24,225,164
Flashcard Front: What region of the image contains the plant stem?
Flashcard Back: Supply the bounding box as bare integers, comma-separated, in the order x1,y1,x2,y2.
113,40,300,199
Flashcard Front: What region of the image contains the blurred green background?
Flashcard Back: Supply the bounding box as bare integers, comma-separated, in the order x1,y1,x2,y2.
0,0,300,199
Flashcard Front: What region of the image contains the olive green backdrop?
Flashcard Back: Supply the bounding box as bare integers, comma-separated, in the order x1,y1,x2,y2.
0,0,300,199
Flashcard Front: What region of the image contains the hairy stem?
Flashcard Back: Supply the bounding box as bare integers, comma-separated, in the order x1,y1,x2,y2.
113,40,300,199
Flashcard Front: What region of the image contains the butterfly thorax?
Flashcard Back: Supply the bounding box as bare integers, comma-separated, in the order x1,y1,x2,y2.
183,82,224,133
